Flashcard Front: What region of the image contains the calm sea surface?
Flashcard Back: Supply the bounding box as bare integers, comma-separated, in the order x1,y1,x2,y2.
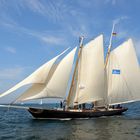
0,102,140,140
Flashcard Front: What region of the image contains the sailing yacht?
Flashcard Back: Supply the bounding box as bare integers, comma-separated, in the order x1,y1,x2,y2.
0,32,139,119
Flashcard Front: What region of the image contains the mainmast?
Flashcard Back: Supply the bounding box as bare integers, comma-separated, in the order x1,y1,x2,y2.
67,36,84,107
103,22,117,108
94,23,116,108
105,23,116,68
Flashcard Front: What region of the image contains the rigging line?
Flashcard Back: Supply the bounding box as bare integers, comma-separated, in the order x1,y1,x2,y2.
116,59,134,100
121,73,134,100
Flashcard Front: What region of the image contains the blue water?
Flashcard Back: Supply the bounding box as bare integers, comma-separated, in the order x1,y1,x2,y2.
0,102,140,140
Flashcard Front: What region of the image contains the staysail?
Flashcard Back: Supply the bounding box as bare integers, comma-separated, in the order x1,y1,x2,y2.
107,39,140,105
15,47,77,102
68,35,105,106
0,48,69,98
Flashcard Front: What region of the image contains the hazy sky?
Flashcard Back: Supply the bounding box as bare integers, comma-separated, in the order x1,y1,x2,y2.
0,0,140,103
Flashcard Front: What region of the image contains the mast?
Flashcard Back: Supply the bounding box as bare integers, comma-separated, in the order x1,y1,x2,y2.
94,23,116,108
104,23,116,69
103,23,116,108
67,36,84,107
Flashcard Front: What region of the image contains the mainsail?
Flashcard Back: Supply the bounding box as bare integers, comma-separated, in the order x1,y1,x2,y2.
0,48,69,98
68,35,105,106
107,39,140,105
15,47,77,102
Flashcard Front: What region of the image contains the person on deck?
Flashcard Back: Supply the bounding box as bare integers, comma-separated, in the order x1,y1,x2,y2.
63,100,66,110
60,101,63,108
117,104,122,109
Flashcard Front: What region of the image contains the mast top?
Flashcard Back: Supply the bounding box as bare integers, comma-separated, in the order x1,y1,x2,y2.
79,36,84,48
108,22,116,51
104,22,116,69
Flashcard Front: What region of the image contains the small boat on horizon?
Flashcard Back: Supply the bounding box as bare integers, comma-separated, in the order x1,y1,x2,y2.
0,24,139,119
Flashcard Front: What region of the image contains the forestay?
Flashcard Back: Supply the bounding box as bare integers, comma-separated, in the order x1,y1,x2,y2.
107,39,140,105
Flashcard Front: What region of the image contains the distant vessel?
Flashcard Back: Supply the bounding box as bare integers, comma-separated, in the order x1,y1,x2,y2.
0,25,139,119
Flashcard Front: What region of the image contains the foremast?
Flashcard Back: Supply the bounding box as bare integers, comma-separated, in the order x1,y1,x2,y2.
66,36,84,107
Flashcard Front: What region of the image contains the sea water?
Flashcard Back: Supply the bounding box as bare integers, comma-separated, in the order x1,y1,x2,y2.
0,102,140,140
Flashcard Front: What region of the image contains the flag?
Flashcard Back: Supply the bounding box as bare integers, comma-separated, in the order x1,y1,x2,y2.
112,32,117,36
112,69,121,74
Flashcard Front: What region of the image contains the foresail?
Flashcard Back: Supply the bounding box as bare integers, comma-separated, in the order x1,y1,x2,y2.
107,39,140,105
0,48,69,98
15,84,46,102
15,47,77,102
69,35,105,106
46,47,77,98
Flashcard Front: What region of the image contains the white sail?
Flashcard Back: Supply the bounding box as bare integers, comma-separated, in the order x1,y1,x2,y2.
15,84,46,102
69,35,105,106
16,47,77,102
107,39,140,105
0,48,69,98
